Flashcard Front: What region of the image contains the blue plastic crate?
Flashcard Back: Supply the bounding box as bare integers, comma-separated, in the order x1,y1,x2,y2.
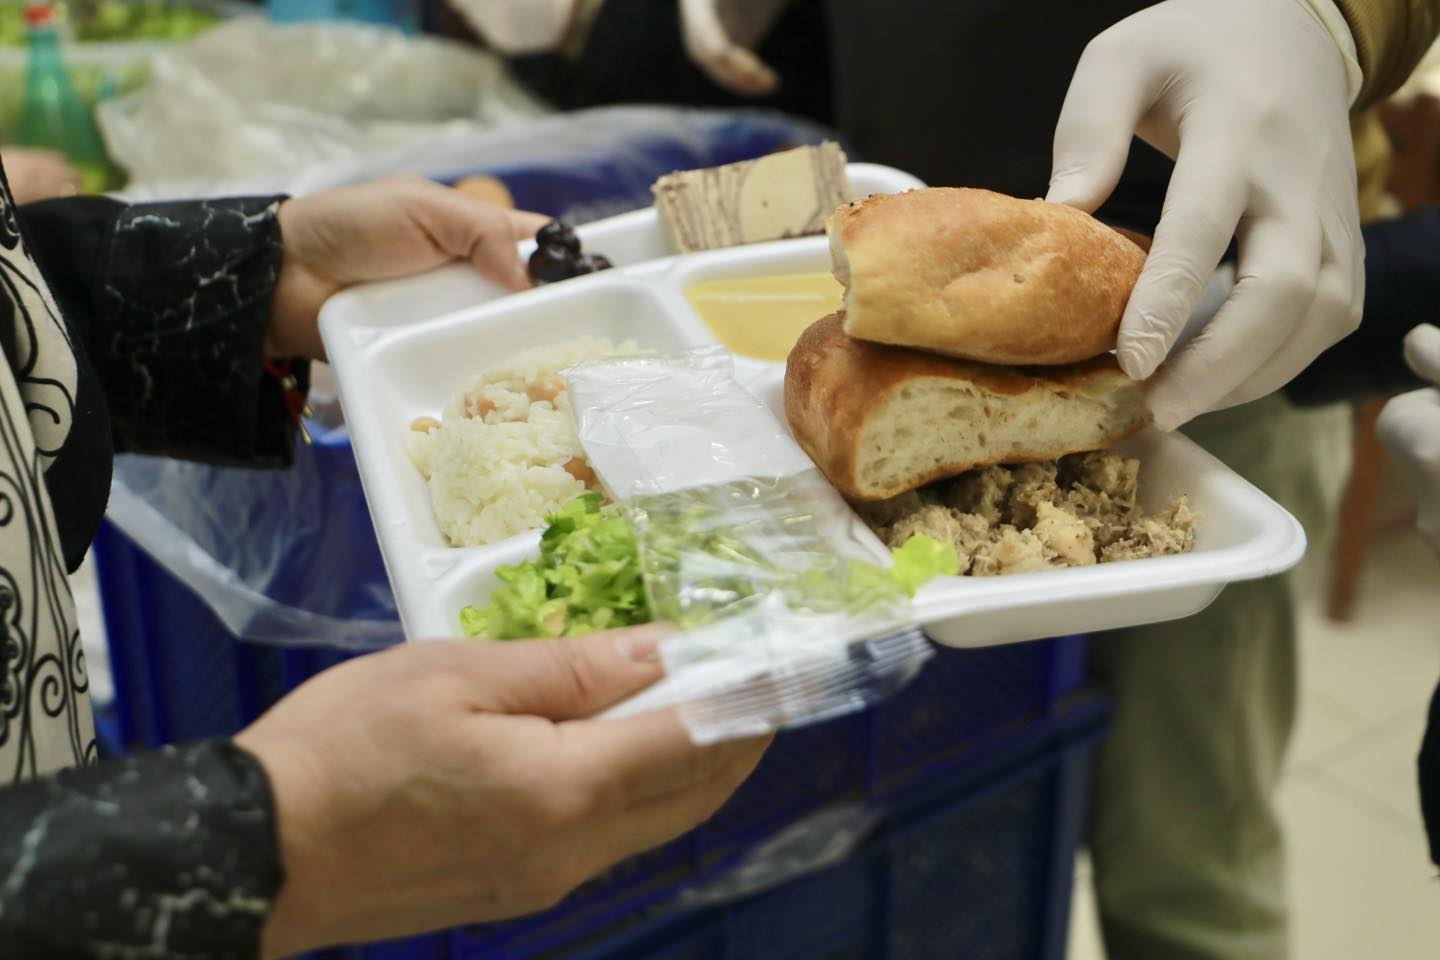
698,712,868,856
426,114,840,226
95,503,1093,960
97,424,1094,960
434,671,1097,960
870,633,1088,796
882,701,1100,960
454,696,1107,960
94,518,360,748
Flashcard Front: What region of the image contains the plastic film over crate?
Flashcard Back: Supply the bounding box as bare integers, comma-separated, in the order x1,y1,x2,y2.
104,422,404,651
568,348,933,744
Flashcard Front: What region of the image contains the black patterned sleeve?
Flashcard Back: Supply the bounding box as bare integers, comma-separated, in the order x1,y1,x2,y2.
17,196,306,468
0,740,284,959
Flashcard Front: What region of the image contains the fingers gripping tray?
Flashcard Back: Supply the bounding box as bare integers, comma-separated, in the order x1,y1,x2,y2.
319,163,1306,647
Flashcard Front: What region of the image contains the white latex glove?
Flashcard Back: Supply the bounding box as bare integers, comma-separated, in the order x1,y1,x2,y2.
447,0,576,53
1377,325,1440,555
1048,0,1364,431
679,0,794,96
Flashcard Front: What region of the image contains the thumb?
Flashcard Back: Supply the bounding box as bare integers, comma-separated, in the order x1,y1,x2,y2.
708,46,781,97
464,624,674,721
1375,386,1440,554
1377,387,1440,473
465,207,548,292
420,186,538,291
680,0,779,96
1403,324,1440,385
1047,40,1150,212
505,208,551,242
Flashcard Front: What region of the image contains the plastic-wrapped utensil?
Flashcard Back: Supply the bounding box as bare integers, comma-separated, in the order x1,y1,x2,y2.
568,348,935,743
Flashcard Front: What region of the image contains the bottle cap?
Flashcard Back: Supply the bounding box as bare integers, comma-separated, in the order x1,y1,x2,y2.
24,4,57,28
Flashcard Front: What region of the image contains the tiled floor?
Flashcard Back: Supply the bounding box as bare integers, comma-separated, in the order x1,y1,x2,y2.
1068,515,1440,957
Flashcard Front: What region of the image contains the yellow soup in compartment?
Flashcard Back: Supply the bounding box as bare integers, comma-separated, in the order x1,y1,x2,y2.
685,271,845,362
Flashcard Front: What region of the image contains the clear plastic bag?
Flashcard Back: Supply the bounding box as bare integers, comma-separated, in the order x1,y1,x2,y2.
677,804,878,908
96,18,548,186
568,348,932,743
105,422,404,651
98,17,838,213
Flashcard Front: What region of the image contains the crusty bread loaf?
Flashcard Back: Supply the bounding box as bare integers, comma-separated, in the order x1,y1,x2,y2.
785,314,1149,501
453,175,515,208
827,188,1147,365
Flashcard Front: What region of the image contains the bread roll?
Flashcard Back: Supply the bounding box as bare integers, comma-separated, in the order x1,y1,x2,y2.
453,175,515,208
827,188,1147,365
785,314,1148,501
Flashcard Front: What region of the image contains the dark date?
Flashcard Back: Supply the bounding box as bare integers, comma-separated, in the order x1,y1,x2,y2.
527,220,614,286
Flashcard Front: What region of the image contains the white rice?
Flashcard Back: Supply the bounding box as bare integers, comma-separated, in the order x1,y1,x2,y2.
407,336,638,546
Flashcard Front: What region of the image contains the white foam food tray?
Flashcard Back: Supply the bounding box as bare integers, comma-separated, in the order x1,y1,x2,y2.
321,163,1306,647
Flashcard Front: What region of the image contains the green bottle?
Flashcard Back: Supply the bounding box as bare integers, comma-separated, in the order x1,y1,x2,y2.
16,3,117,194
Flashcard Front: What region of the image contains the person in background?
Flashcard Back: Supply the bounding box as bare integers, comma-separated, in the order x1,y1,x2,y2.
460,2,1439,958
0,145,82,202
1375,324,1440,870
435,0,834,125
0,171,768,957
1297,42,1440,868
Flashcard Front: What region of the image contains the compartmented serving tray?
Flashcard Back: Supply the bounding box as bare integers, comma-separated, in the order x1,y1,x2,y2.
320,163,1306,646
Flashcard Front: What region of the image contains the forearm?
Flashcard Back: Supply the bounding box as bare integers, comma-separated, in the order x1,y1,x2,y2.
18,196,306,466
0,740,284,959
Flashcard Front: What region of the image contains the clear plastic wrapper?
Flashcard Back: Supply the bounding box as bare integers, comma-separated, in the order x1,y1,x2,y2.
568,349,933,743
677,804,878,908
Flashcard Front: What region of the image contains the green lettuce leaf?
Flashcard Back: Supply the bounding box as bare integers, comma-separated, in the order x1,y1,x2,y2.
461,493,959,641
458,605,486,638
890,534,960,596
462,493,651,640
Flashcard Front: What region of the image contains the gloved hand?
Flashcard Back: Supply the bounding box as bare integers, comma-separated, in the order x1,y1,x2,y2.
1048,0,1364,431
1377,325,1440,555
446,0,577,53
679,0,794,96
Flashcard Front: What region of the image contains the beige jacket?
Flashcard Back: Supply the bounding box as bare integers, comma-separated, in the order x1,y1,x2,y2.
1336,0,1440,221
1336,0,1440,106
